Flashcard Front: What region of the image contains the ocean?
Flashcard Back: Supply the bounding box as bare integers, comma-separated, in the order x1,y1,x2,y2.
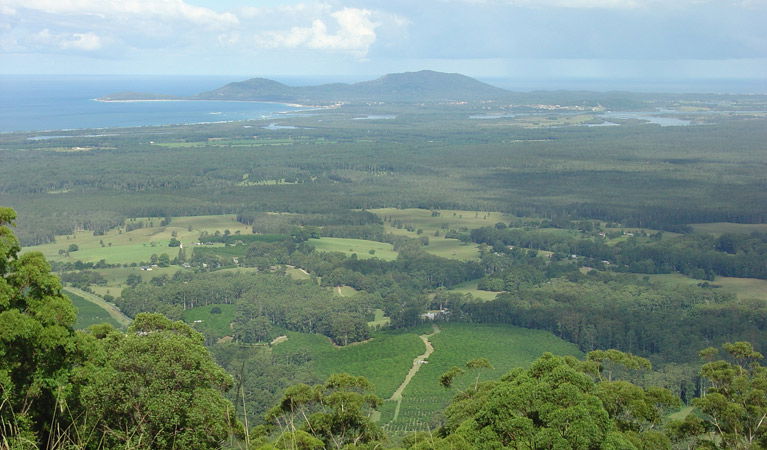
0,75,301,133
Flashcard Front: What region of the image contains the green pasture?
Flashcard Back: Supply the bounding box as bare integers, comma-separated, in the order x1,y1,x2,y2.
25,214,251,265
308,237,398,261
371,208,513,235
648,273,767,301
82,266,187,298
422,239,480,261
272,329,426,399
368,309,391,328
63,287,131,328
691,222,767,235
66,291,122,330
381,323,582,433
285,266,311,280
335,285,358,297
183,304,236,338
448,280,503,302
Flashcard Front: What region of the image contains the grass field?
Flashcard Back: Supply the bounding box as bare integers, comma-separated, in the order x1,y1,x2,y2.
368,309,391,328
308,237,398,261
274,321,581,433
63,287,131,328
691,222,767,235
380,323,582,433
285,266,312,280
648,273,767,301
66,291,123,330
272,329,426,399
370,208,514,262
448,280,503,301
25,214,251,264
335,285,358,297
84,266,187,298
422,239,480,261
370,208,513,233
182,304,236,338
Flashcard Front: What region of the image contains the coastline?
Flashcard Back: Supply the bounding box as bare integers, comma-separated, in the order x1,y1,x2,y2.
94,97,317,109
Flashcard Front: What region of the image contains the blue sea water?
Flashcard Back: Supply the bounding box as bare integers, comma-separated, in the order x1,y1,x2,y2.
0,75,301,133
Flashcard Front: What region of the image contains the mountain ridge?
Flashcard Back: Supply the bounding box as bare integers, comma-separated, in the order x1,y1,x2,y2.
100,70,512,104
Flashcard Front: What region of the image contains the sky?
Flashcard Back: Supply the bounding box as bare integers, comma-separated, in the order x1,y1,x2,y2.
1,0,766,84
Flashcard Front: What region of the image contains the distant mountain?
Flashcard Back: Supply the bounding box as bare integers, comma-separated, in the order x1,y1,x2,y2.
195,70,511,104
97,71,654,109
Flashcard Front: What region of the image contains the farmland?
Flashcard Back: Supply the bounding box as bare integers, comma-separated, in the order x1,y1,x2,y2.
272,329,426,399
26,214,250,264
380,323,581,432
308,237,398,261
66,290,123,330
271,322,580,432
183,304,236,338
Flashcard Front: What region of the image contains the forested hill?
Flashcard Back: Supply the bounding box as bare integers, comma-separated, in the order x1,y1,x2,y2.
98,70,512,104
196,70,512,103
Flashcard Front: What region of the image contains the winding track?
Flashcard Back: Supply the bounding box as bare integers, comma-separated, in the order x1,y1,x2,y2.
388,325,441,421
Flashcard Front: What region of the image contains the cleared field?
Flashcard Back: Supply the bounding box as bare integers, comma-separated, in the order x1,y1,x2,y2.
285,266,311,280
182,304,236,338
370,208,513,233
691,222,767,235
370,208,515,262
308,237,398,261
648,273,767,301
368,309,391,328
448,280,503,301
63,287,131,328
67,291,123,330
272,329,426,399
83,266,187,299
335,285,358,297
25,214,251,264
422,239,480,261
380,323,582,433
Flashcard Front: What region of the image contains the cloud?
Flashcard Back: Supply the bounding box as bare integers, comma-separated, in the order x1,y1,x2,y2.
445,0,766,8
34,29,103,51
256,7,380,56
4,0,238,29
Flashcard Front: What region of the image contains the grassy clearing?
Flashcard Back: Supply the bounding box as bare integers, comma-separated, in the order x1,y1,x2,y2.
368,309,391,328
381,323,582,433
66,291,122,330
308,237,398,261
80,266,187,299
691,222,767,235
371,208,513,233
335,285,358,297
668,406,695,421
648,273,767,301
370,208,515,262
715,277,767,301
422,239,480,261
285,266,311,280
272,329,426,399
183,304,236,338
63,287,131,328
448,280,503,302
26,214,251,264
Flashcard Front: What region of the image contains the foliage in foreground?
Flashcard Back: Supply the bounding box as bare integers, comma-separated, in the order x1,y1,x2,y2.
1,207,237,449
